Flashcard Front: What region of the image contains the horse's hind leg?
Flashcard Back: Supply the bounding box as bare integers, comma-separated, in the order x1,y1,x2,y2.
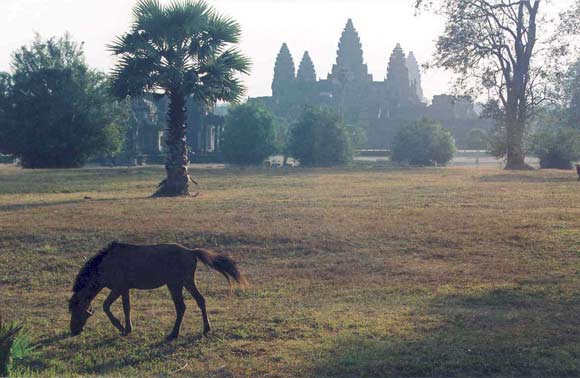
167,285,186,340
122,291,132,336
185,281,211,335
103,291,125,334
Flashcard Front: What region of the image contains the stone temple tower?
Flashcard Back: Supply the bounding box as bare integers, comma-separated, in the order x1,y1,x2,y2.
297,51,317,82
386,43,415,103
328,19,372,83
272,43,296,99
406,51,424,101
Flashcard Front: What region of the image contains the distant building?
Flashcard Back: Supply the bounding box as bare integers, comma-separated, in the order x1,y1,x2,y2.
127,95,225,164
256,19,494,149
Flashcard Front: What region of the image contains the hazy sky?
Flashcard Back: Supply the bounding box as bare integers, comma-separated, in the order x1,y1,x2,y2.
0,0,573,100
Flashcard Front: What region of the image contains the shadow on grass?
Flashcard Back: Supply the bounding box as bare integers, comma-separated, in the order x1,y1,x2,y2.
74,334,207,376
36,332,70,347
480,173,577,184
0,196,152,213
313,286,580,378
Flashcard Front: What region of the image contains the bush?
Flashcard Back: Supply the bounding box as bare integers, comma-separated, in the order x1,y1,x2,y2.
531,128,580,169
288,107,352,166
221,103,278,165
0,317,34,377
392,120,456,166
0,34,124,168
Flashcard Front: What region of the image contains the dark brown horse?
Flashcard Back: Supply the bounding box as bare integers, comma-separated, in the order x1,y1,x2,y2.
68,242,245,340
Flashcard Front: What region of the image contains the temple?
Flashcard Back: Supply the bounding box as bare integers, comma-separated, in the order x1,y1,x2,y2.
253,19,493,148
127,19,493,162
125,95,225,164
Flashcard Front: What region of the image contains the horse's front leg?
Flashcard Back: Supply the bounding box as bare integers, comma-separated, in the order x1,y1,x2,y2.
122,291,133,336
103,290,125,334
167,285,186,341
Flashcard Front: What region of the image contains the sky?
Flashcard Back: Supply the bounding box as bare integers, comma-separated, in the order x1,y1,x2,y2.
0,0,573,101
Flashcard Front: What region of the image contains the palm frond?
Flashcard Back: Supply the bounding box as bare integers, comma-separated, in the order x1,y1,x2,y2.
110,0,250,104
110,54,161,97
133,0,163,22
206,12,242,45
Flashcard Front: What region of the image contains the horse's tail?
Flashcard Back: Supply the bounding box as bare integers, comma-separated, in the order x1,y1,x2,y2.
191,248,247,290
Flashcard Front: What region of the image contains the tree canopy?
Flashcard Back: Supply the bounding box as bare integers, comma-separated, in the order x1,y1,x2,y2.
288,107,352,167
415,0,546,170
0,34,123,168
222,103,278,165
392,120,456,166
110,0,250,197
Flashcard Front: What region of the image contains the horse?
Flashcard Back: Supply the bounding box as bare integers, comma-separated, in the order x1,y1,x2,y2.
68,242,246,340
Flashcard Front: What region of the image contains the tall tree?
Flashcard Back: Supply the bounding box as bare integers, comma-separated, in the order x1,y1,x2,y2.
564,60,580,128
297,51,317,82
415,0,544,170
0,35,122,168
0,73,11,153
110,0,250,197
272,43,295,98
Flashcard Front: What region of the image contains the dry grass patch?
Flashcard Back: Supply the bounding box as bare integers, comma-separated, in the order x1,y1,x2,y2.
0,164,579,377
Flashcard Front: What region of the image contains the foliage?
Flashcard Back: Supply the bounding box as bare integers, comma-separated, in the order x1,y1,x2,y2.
109,0,250,105
0,34,124,168
414,0,546,169
345,123,367,150
0,73,12,153
391,120,456,166
528,107,580,169
0,317,34,377
564,59,580,128
288,107,352,167
222,103,278,165
467,128,488,150
481,99,511,159
110,0,250,196
530,128,580,169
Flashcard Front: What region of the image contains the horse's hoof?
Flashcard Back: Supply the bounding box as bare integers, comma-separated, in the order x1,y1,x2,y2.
203,329,211,336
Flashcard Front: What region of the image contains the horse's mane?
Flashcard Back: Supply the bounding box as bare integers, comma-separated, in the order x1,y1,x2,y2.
72,242,119,294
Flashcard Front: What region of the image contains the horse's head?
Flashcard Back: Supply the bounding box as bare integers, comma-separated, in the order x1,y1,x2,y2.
68,294,94,336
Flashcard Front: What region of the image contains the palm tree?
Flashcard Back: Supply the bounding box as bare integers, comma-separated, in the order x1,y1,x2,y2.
110,0,250,197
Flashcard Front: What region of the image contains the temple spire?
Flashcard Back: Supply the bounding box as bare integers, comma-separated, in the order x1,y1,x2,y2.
272,43,296,98
297,51,317,82
406,52,424,101
329,19,370,82
386,43,412,101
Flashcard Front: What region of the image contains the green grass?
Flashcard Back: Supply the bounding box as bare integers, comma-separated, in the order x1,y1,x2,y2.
0,164,579,377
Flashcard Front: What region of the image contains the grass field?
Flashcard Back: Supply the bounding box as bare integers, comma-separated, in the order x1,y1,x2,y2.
1,164,579,377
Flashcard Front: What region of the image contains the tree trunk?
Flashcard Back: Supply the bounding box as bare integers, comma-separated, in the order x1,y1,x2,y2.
153,89,192,197
505,117,530,170
504,78,533,170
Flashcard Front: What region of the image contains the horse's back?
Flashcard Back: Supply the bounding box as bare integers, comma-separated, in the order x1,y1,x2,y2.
102,243,195,290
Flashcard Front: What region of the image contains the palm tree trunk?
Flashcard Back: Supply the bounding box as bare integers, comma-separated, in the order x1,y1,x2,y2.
153,89,192,197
